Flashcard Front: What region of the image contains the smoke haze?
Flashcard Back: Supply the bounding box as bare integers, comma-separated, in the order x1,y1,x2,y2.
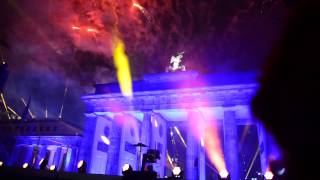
0,0,287,127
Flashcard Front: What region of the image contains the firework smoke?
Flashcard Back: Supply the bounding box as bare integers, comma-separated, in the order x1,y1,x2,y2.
0,0,287,125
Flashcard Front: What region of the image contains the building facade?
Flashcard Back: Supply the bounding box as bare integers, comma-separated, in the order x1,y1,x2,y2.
0,119,82,171
80,71,277,179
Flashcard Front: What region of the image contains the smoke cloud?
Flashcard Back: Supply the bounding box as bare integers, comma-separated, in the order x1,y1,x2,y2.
0,0,287,126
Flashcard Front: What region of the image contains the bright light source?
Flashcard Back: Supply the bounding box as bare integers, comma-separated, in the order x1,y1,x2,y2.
77,160,87,173
39,158,44,166
122,163,130,172
0,161,3,166
219,169,229,178
77,160,84,168
49,165,56,171
200,136,205,147
122,163,133,176
264,171,274,180
39,158,48,170
101,135,111,145
172,166,182,177
22,163,29,169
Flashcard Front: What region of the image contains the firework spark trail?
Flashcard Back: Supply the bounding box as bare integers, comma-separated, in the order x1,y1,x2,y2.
133,1,153,22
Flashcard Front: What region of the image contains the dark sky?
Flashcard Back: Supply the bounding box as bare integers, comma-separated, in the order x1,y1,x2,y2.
0,0,288,128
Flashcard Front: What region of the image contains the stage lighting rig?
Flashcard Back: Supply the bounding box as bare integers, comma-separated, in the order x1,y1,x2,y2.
49,165,56,171
172,166,183,179
145,149,160,163
22,163,29,169
122,163,133,176
219,169,230,180
264,171,274,180
77,160,87,173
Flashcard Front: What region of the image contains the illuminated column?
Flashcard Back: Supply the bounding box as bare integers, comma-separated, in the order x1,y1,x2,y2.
22,145,33,165
141,112,151,150
16,145,27,167
47,146,57,166
198,143,206,180
257,122,268,173
53,146,62,169
53,146,62,170
105,114,122,175
149,113,167,178
9,145,21,166
186,130,198,180
78,115,97,172
66,147,77,172
140,112,152,170
223,110,239,180
38,145,48,163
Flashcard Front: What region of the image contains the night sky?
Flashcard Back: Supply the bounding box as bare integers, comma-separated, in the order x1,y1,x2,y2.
0,0,288,127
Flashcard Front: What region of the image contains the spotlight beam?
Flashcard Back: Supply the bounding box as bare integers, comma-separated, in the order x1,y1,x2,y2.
166,151,174,169
21,97,35,118
173,126,187,148
1,93,11,119
245,145,260,179
8,106,21,119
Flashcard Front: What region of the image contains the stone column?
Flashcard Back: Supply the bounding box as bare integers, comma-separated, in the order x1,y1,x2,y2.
66,147,77,172
139,112,152,170
22,145,33,165
186,130,198,180
105,114,122,175
38,145,48,164
257,122,268,173
223,110,239,180
8,145,21,166
53,146,62,168
78,114,97,172
48,146,57,167
198,143,206,180
16,145,25,166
